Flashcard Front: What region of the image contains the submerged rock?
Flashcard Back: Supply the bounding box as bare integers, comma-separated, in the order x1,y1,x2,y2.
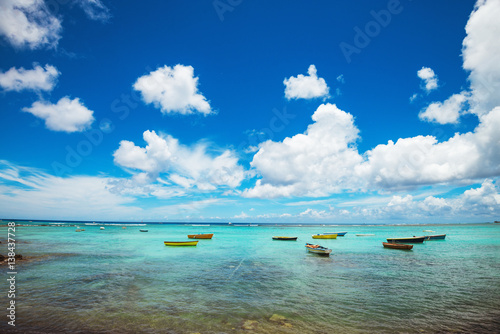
269,314,286,323
241,320,258,330
269,314,292,328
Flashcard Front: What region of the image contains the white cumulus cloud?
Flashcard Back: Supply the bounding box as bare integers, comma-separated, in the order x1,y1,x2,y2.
0,64,59,92
245,100,500,197
243,103,363,198
357,106,500,189
419,92,469,124
283,65,330,100
133,65,213,115
417,66,439,92
462,0,500,117
0,0,62,49
114,130,245,191
420,0,500,124
22,97,95,132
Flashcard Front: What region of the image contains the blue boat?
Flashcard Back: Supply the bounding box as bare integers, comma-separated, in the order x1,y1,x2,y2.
325,232,347,236
424,234,446,240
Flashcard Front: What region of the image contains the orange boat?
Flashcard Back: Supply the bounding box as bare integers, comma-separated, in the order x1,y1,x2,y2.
382,242,413,250
188,233,214,239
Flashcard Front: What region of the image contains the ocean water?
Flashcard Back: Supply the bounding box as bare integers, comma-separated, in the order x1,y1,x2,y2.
1,223,500,333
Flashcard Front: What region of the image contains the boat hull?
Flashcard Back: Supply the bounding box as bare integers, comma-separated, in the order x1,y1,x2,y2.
356,234,375,236
140,229,148,232
383,242,413,250
312,234,337,239
386,236,426,243
425,234,446,240
164,241,199,246
272,236,298,241
188,233,214,239
325,232,347,236
305,243,332,255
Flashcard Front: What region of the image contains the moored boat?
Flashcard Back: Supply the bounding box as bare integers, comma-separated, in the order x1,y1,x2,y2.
325,232,347,236
140,229,148,232
305,243,332,255
100,227,105,230
424,234,446,240
386,236,425,243
164,241,199,246
188,233,214,239
356,234,375,236
272,236,298,241
383,242,413,250
312,233,337,239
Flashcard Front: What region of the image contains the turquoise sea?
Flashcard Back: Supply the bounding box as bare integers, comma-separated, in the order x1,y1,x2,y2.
1,222,500,333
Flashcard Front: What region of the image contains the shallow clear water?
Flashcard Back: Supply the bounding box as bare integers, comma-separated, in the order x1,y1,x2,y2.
2,223,500,333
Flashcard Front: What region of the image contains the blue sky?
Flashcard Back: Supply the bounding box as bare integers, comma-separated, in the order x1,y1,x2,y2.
1,0,499,223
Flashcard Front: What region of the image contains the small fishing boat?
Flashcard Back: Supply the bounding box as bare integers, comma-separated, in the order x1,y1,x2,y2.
164,241,199,246
356,234,375,236
122,226,127,229
424,234,446,240
423,230,435,232
325,232,347,236
312,233,337,239
272,236,298,241
140,229,148,232
75,229,82,232
305,243,332,256
188,233,214,239
386,236,425,243
383,242,413,250
100,227,105,230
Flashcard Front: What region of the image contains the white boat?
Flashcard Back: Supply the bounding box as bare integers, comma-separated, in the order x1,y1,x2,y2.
305,243,332,256
423,230,435,232
100,227,105,230
356,234,375,236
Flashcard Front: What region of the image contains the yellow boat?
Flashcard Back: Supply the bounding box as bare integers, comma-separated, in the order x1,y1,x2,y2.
312,233,337,239
164,241,199,246
188,233,214,239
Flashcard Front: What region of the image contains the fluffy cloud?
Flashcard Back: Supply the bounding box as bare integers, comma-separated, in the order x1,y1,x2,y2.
358,107,500,189
114,130,245,190
22,97,95,132
420,0,500,123
0,0,62,49
0,64,59,92
133,65,212,115
380,180,500,218
283,65,330,100
462,0,500,117
243,103,363,198
417,67,439,92
245,100,500,197
419,92,469,124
